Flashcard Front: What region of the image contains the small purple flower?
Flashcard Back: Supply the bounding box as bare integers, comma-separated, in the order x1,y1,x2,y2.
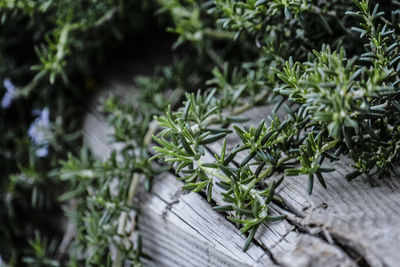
28,108,50,157
35,147,49,157
1,78,16,109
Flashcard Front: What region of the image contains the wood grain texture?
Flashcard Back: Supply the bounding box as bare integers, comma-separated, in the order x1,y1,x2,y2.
83,67,400,266
139,173,274,267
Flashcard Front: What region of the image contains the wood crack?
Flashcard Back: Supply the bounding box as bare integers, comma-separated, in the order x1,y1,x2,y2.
251,238,280,266
273,204,370,267
152,191,215,245
328,233,371,267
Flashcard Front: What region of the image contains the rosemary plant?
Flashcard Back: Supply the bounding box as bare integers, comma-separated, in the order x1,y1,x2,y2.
58,99,157,265
152,0,400,250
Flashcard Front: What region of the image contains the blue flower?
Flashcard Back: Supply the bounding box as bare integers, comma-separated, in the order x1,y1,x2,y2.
1,78,16,109
35,147,49,157
28,108,50,157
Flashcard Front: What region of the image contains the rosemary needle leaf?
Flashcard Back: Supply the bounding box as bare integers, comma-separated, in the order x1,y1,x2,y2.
254,0,269,7
243,225,259,252
178,132,195,156
212,205,234,212
198,133,227,145
316,171,327,188
308,174,314,195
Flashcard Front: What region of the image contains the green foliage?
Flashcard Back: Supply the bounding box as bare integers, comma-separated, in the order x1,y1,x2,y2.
3,0,400,264
1,0,151,87
60,148,145,266
152,0,400,250
23,232,60,267
58,100,155,265
57,58,207,265
0,0,157,264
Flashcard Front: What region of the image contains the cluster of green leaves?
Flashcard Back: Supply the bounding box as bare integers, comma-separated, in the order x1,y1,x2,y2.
58,95,162,265
151,91,287,250
0,0,158,264
152,0,400,250
1,0,152,86
151,90,338,250
59,147,147,266
56,54,214,265
275,0,400,180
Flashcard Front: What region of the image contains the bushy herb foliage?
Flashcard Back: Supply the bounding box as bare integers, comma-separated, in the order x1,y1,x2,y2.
59,60,211,265
152,0,400,251
0,0,156,265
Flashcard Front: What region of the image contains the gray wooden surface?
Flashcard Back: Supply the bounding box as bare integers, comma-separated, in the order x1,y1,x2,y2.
83,63,400,267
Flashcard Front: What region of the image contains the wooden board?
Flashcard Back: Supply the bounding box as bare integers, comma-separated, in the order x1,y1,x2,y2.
83,64,400,266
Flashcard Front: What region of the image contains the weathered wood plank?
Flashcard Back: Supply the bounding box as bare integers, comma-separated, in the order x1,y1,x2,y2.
139,173,274,267
276,161,400,267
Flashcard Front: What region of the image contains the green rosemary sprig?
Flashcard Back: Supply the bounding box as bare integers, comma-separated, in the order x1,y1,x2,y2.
151,91,287,251
151,89,341,250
